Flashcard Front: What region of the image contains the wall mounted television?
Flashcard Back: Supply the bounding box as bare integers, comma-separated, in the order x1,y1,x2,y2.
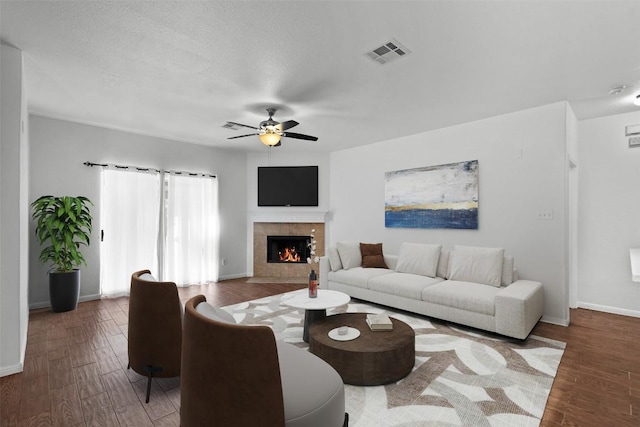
258,166,319,207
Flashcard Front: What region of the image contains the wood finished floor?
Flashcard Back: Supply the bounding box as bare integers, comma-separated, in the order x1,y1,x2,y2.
1,278,638,426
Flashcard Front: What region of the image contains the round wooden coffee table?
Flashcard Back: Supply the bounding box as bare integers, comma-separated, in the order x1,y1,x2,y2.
308,312,415,386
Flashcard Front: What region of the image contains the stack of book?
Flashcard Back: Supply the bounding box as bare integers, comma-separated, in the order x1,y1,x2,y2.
366,314,393,331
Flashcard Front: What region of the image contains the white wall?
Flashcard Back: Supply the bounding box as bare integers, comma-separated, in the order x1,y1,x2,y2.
28,116,248,308
0,43,30,377
577,111,640,317
329,102,570,325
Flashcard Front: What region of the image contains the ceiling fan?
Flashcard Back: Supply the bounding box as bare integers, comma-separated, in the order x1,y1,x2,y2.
226,108,318,147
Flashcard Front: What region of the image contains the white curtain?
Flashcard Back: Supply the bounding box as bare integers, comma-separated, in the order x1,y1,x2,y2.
163,173,218,286
100,169,161,296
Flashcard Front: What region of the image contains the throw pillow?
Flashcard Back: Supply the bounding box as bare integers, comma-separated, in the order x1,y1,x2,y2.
195,302,236,324
360,243,388,269
396,242,442,277
138,272,157,281
448,245,505,287
328,246,343,272
336,241,362,270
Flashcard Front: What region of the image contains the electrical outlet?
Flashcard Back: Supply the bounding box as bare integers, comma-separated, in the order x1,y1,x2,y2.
537,210,553,220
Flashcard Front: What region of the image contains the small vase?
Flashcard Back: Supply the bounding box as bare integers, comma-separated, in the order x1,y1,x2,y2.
308,269,318,298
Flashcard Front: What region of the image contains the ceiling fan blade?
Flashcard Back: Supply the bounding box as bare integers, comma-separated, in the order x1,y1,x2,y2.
280,120,299,131
227,133,258,140
282,132,318,141
227,121,258,130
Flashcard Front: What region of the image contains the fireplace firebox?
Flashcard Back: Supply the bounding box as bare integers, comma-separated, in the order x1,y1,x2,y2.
267,235,311,264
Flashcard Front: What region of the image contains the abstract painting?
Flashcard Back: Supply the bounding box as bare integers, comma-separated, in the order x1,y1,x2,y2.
385,160,478,229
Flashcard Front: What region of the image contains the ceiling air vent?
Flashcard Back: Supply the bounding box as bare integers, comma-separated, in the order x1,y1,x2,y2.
364,39,411,65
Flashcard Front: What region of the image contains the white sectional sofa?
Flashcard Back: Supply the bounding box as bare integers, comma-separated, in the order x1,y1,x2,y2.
319,242,544,340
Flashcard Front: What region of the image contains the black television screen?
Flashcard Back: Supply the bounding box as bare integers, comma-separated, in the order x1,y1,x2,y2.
258,166,319,207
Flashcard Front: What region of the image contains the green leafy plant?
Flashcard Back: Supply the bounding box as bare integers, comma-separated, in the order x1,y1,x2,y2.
31,196,93,272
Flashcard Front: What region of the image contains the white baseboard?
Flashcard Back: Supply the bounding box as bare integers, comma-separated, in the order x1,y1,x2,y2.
0,362,23,377
541,316,570,327
79,294,102,302
218,273,248,281
29,293,101,310
577,302,640,318
29,300,52,310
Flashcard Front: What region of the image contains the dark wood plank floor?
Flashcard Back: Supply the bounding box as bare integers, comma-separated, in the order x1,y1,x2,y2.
1,278,638,426
534,308,640,427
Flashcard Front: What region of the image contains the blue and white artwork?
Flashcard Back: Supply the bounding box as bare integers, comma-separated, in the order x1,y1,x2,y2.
385,160,478,229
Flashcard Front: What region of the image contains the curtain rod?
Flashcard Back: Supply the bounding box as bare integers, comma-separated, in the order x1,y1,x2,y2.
83,161,216,178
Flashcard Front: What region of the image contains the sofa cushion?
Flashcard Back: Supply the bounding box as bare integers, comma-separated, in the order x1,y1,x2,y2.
360,243,389,269
502,255,514,286
328,267,394,289
437,250,449,279
384,254,398,270
396,243,441,278
369,272,444,300
336,241,362,270
328,247,343,272
448,245,505,287
276,341,345,427
422,280,501,315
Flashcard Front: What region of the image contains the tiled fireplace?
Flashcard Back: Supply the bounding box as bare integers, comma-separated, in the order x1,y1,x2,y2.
253,221,325,279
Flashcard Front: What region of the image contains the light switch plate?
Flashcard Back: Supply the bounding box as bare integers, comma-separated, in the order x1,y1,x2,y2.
625,124,640,136
537,210,553,220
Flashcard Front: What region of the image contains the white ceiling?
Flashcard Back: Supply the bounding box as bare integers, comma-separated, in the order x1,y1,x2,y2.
2,1,639,153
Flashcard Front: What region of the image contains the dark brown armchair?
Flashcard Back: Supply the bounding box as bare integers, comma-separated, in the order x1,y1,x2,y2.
181,294,347,427
128,269,182,403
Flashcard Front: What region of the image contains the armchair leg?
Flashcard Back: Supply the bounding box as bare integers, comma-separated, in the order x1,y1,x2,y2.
143,366,163,403
343,412,349,427
145,371,152,404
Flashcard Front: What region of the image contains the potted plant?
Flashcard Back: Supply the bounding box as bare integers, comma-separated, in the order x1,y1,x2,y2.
31,195,93,312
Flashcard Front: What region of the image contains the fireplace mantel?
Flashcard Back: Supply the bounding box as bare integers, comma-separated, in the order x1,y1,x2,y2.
249,211,328,224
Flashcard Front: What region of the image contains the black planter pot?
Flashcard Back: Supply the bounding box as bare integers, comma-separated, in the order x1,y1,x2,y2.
49,269,81,313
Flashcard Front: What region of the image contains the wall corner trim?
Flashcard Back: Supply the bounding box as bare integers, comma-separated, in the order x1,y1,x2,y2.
540,316,570,327
0,362,24,378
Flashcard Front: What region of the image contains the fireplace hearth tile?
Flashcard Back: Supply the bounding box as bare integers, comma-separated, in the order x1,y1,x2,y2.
253,222,325,279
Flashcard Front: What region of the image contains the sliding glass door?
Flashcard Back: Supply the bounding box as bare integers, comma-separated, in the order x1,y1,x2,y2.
163,173,219,285
100,169,161,296
100,167,218,296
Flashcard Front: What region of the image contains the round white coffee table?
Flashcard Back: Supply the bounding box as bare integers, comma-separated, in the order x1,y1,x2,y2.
281,289,351,343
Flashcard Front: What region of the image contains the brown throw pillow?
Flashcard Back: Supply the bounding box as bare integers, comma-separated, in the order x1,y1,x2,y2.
360,243,388,269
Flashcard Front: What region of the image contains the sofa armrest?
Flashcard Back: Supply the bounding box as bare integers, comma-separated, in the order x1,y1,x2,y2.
495,280,544,339
320,256,331,289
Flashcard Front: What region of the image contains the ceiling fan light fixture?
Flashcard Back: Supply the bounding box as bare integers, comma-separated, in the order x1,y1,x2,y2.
259,129,282,146
634,94,640,106
226,107,316,146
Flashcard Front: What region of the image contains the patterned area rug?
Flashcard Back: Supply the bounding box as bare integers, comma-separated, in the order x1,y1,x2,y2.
222,291,565,427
